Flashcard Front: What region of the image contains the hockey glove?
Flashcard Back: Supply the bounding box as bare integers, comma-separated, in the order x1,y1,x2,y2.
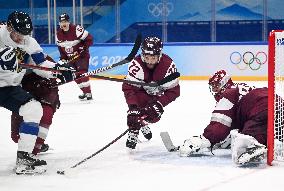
56,70,76,83
0,46,18,71
127,106,145,130
142,101,164,123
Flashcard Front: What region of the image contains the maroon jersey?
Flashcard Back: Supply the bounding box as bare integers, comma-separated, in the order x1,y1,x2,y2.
203,83,268,146
56,24,93,61
122,54,180,108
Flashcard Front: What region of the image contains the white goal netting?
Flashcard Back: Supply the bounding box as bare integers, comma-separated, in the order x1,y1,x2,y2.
272,31,284,161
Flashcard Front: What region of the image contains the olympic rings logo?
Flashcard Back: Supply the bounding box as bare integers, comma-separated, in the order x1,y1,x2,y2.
229,51,267,70
148,2,174,17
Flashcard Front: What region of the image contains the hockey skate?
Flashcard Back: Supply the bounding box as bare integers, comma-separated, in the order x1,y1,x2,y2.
15,151,47,175
78,93,93,101
140,126,152,140
39,143,49,153
126,129,139,149
237,144,267,165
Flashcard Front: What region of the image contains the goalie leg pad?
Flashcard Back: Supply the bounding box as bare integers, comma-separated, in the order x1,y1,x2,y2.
230,130,267,165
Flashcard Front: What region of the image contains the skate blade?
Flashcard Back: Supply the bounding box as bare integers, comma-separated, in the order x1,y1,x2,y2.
15,165,47,175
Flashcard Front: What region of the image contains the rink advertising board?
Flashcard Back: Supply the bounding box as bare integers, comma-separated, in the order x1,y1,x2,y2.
42,42,268,81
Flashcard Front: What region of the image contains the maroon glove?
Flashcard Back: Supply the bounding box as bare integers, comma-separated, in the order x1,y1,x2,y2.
142,101,164,123
127,106,145,129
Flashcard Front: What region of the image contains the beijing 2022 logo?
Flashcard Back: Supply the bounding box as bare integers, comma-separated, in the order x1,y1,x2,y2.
229,51,267,70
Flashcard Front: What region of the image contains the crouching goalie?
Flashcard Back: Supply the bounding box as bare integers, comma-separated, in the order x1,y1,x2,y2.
179,70,270,165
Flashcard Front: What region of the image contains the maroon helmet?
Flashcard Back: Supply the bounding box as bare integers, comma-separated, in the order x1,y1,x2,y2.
59,13,70,22
208,70,234,101
141,36,163,63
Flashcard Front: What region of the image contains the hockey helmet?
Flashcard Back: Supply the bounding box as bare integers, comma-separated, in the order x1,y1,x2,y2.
141,36,163,56
141,36,163,66
7,11,33,35
208,70,234,101
59,13,70,22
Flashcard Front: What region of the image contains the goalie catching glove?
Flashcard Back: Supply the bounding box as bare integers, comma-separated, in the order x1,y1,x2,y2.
179,135,211,157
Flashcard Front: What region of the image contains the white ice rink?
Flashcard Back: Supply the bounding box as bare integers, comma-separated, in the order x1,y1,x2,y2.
1,80,284,191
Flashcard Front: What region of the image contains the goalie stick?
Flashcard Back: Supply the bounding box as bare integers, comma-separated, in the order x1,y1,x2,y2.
57,129,129,175
160,132,180,152
91,72,180,87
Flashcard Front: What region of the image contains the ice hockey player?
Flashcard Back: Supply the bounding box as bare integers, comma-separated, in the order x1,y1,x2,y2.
0,11,75,174
56,13,94,101
179,70,268,165
122,36,180,149
10,55,61,155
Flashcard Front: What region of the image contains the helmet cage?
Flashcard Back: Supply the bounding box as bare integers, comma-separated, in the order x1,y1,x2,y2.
209,70,233,100
141,37,163,63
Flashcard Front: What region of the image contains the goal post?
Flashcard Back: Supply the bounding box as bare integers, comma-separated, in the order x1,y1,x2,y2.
267,30,284,165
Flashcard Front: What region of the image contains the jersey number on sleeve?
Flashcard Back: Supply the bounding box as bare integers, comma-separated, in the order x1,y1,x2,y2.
129,62,140,76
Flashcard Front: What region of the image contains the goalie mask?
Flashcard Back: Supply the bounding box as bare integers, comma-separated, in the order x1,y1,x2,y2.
209,70,234,101
141,36,163,69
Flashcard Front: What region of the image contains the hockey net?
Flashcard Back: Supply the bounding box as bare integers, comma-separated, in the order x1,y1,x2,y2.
268,30,284,165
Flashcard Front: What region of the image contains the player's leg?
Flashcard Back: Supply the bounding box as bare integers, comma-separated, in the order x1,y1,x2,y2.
126,93,154,149
32,104,55,155
11,112,23,143
74,58,92,100
0,86,47,174
231,126,267,165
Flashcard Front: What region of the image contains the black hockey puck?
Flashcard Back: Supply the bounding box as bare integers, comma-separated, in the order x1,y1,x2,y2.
57,170,65,175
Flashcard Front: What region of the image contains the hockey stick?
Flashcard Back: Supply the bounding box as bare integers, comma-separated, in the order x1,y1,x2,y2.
91,72,180,87
55,34,142,87
57,129,129,175
18,63,75,73
160,132,180,152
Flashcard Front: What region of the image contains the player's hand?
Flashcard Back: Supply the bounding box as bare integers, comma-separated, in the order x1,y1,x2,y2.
54,62,75,72
0,46,18,71
142,101,164,123
127,106,144,129
54,70,76,84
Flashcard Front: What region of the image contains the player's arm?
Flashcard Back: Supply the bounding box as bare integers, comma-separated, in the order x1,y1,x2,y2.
76,25,93,49
179,95,235,156
156,61,180,107
122,59,145,107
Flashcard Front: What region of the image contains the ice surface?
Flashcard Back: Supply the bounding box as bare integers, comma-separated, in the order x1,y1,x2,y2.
1,80,283,191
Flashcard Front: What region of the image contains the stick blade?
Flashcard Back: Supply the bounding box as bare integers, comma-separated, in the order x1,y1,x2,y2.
160,132,179,152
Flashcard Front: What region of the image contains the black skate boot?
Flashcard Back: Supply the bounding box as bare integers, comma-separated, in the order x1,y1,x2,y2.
237,144,267,165
126,129,139,149
39,143,49,153
15,151,47,175
78,93,93,101
140,126,152,140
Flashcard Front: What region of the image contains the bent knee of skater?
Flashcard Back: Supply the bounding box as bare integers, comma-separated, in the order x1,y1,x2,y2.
19,99,43,123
